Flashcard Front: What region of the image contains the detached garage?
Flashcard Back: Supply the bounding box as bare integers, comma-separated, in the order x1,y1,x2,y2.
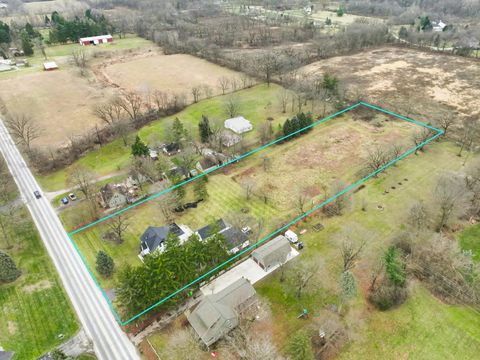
252,235,291,271
79,34,113,46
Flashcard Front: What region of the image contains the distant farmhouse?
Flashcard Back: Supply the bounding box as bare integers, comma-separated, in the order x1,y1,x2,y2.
224,116,253,134
186,277,257,346
79,34,113,46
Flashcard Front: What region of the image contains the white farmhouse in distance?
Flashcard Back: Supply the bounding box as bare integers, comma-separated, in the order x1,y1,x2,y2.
224,116,253,134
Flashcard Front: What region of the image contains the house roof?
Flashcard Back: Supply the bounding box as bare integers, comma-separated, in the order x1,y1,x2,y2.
187,277,256,346
196,219,228,240
0,351,14,360
222,227,248,249
224,116,253,134
140,223,184,252
221,132,241,147
164,142,180,153
80,34,113,42
252,235,291,265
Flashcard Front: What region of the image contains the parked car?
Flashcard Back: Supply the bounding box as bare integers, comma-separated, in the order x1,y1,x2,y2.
61,197,69,205
33,190,42,199
285,230,298,244
68,193,77,201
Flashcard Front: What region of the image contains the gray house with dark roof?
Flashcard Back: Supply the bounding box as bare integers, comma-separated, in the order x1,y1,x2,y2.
186,277,257,346
196,219,249,254
140,223,193,257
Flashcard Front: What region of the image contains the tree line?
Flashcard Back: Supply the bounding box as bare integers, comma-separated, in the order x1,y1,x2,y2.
47,9,114,44
117,232,230,316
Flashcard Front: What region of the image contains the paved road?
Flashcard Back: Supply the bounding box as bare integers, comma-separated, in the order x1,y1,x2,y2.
0,119,139,360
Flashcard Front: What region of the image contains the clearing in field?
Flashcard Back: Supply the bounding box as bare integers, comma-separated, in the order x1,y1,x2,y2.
300,47,480,120
98,52,246,102
67,102,442,324
0,70,116,148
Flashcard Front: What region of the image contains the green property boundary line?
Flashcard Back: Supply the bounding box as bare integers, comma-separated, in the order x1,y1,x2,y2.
67,102,444,325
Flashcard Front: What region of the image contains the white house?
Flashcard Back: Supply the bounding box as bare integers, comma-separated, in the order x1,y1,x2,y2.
224,116,253,134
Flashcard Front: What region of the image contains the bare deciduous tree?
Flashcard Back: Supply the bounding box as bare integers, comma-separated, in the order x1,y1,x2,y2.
223,96,240,118
116,91,143,124
71,49,89,76
218,76,230,95
93,98,124,126
191,86,201,103
6,113,42,152
106,215,129,244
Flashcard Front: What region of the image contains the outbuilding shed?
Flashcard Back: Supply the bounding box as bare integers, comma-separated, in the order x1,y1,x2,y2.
79,34,113,46
224,116,253,134
43,61,58,71
252,235,291,271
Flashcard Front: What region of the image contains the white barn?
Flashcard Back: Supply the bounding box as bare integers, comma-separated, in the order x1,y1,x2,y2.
224,116,253,134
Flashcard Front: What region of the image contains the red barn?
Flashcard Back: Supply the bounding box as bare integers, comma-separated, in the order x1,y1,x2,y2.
79,35,113,46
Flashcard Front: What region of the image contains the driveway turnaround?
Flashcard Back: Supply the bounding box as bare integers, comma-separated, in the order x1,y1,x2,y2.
201,247,299,295
0,119,139,360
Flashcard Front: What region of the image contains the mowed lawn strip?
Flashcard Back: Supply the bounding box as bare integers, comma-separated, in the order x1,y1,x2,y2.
0,208,78,359
459,224,480,262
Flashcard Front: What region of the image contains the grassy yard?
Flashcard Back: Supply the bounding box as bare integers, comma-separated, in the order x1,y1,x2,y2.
37,83,297,191
0,207,78,359
459,223,480,262
67,110,420,314
338,284,480,360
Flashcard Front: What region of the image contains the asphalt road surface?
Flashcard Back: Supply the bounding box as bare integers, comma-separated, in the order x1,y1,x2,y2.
0,119,139,360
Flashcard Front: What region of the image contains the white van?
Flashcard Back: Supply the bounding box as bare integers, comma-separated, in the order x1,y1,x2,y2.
285,230,298,244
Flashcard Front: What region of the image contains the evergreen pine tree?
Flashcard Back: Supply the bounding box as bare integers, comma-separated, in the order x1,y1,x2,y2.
21,33,34,56
131,135,149,157
198,115,212,143
0,250,21,283
283,118,292,137
96,250,114,277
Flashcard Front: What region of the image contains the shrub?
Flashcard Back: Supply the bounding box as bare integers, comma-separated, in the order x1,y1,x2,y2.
0,251,21,283
369,279,408,310
96,251,114,277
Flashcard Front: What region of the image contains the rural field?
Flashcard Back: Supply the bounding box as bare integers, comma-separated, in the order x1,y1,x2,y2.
0,70,116,148
0,171,78,358
67,106,425,314
37,83,300,191
142,138,480,358
300,46,480,121
99,51,246,103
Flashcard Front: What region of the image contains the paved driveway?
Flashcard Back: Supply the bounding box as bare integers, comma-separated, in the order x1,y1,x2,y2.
201,247,299,295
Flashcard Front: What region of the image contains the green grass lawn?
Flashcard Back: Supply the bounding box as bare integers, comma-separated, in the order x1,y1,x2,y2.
37,83,296,191
459,223,480,262
338,284,480,360
0,208,78,359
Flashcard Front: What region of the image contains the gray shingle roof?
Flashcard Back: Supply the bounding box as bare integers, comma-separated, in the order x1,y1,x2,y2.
187,277,256,346
196,219,228,240
140,224,184,252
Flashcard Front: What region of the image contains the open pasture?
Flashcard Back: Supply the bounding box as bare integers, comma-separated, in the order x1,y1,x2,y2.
300,47,480,121
100,52,247,102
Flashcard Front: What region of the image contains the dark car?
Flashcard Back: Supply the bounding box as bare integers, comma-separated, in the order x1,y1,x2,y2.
61,197,69,205
34,190,42,199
